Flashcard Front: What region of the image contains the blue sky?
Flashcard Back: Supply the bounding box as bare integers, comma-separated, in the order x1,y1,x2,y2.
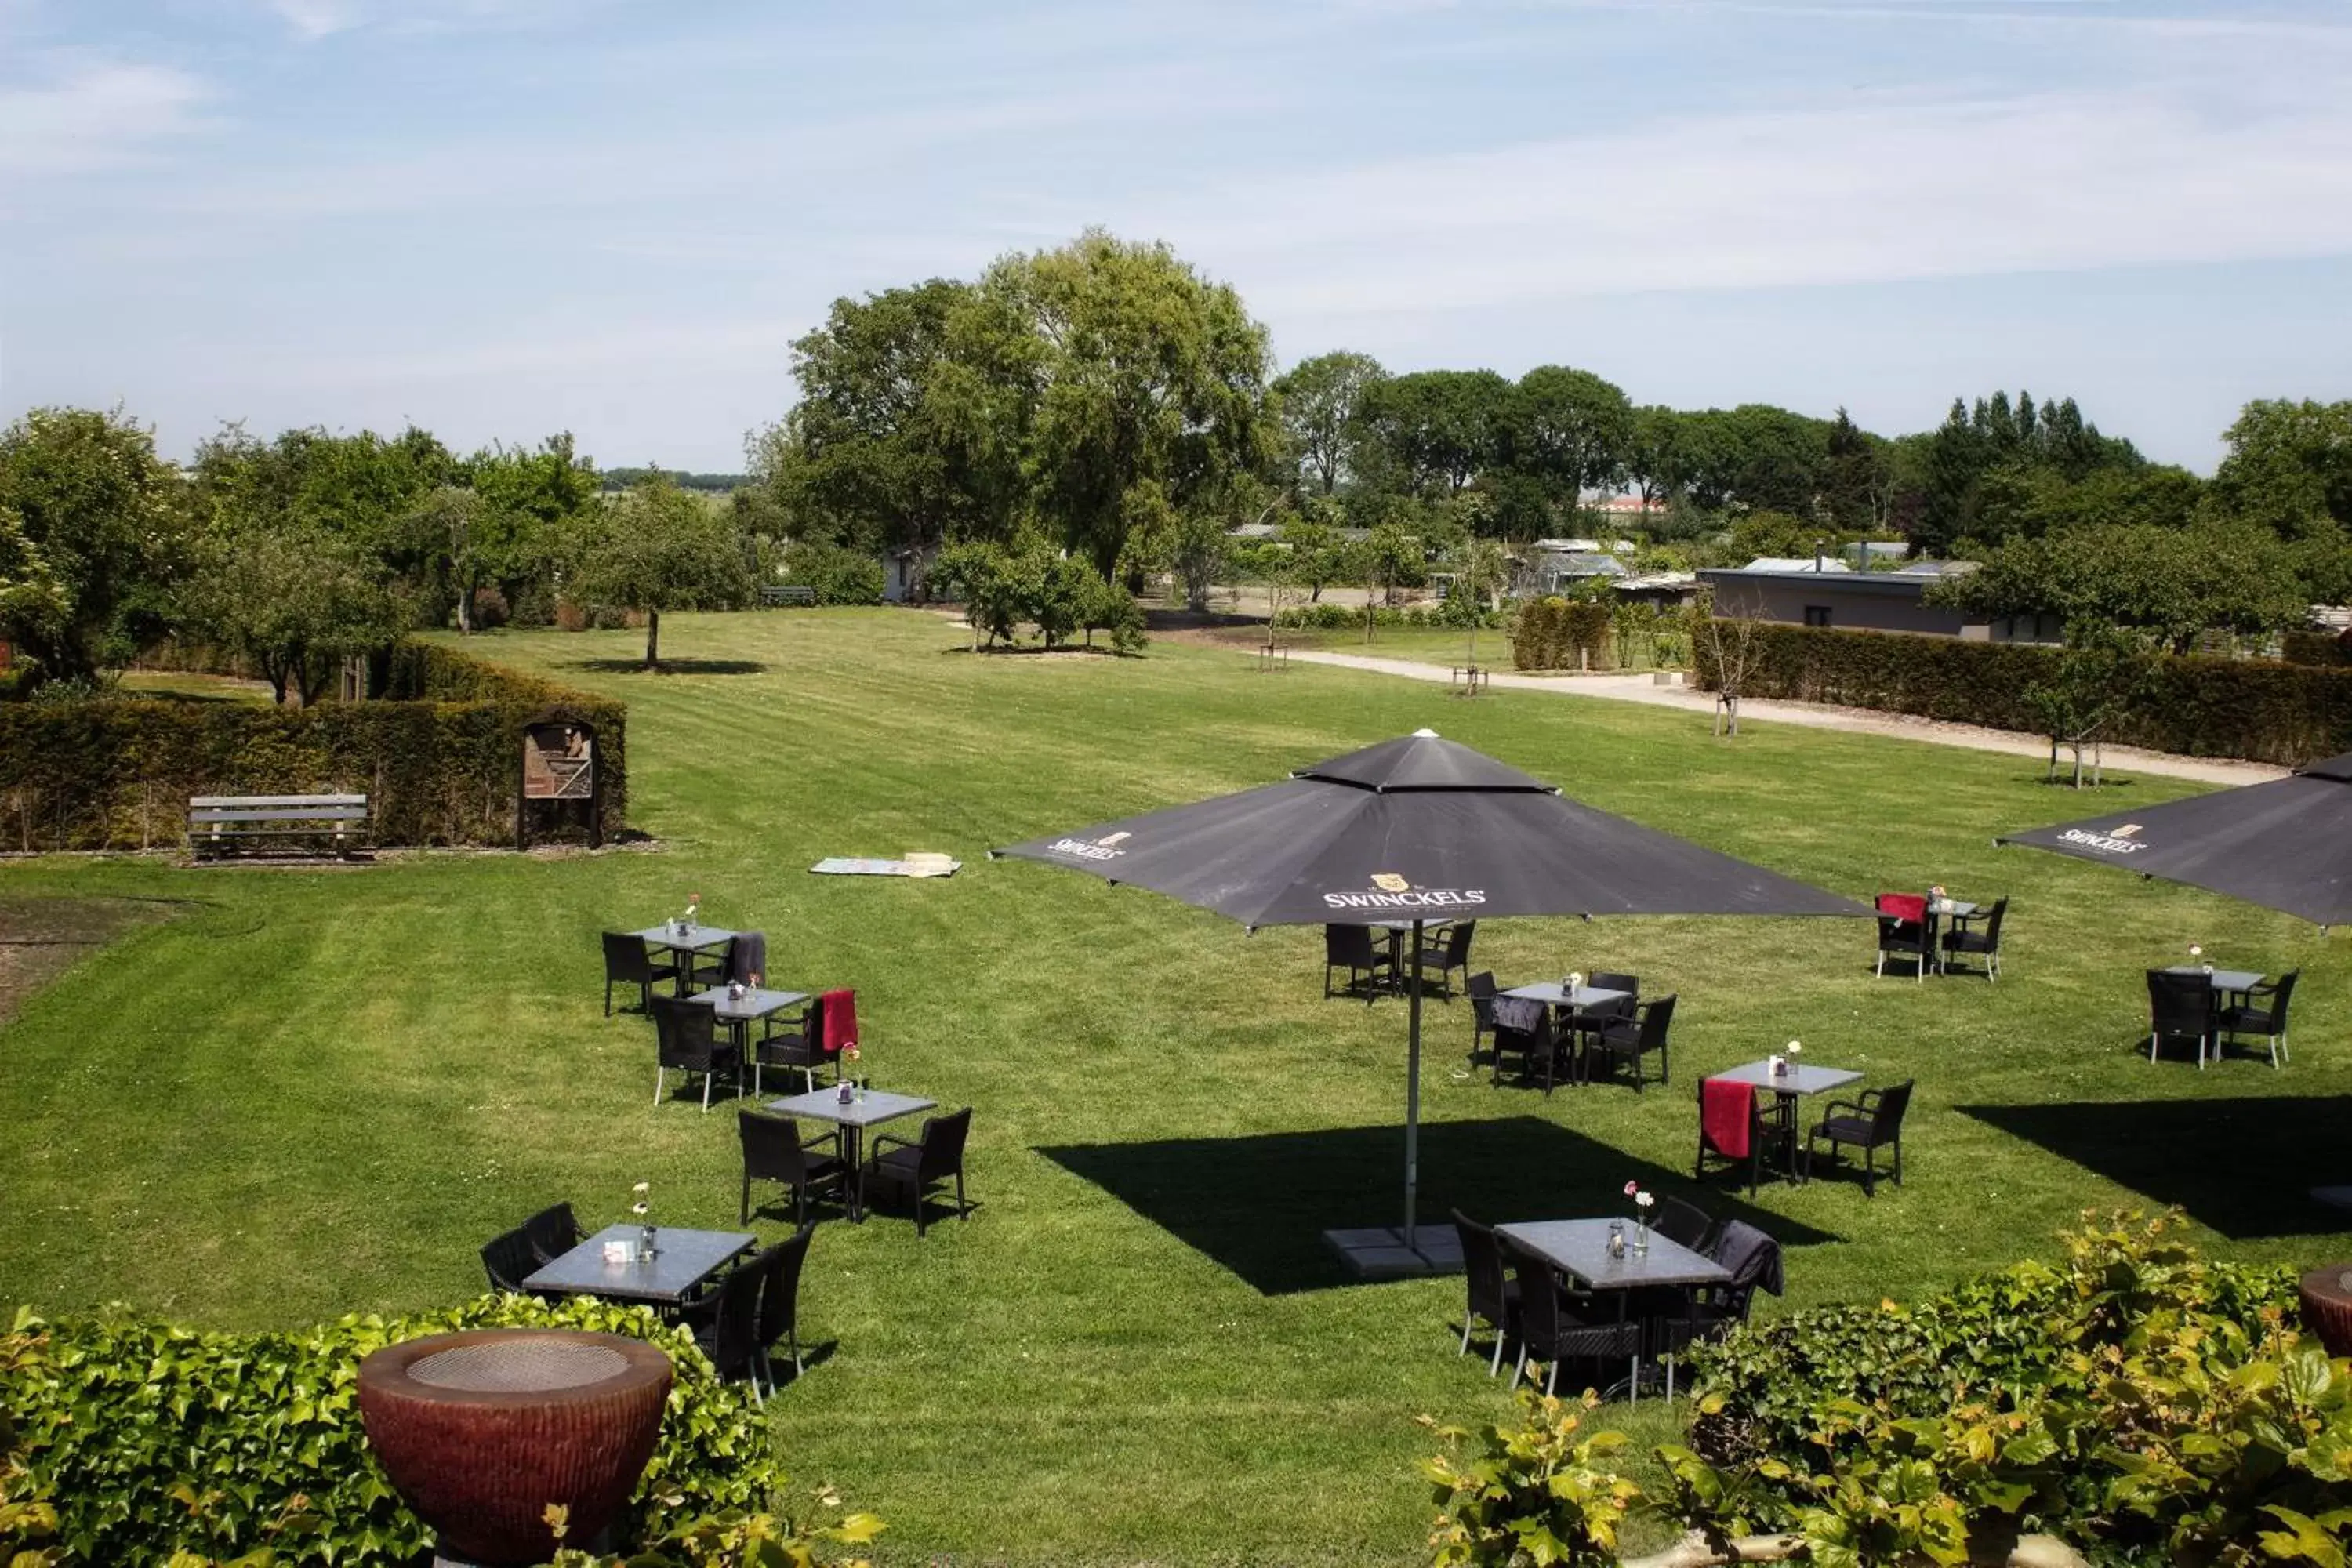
4,0,2350,473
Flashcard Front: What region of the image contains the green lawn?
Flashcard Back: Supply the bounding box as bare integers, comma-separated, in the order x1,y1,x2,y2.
2,609,2346,1564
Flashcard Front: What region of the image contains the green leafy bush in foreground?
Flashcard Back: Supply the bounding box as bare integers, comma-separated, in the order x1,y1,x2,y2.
0,1294,871,1566
1429,1214,2348,1566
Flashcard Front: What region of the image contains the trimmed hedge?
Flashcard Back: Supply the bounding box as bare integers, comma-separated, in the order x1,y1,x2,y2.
0,642,625,851
1693,621,2352,765
1509,597,1614,671
2285,628,2352,666
2,1294,789,1566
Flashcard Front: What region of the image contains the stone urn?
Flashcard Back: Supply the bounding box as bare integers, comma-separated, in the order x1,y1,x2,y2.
2300,1265,2352,1359
357,1328,673,1566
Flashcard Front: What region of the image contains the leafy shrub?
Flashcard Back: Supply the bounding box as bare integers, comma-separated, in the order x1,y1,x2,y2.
469,585,510,630
773,541,884,607
1692,621,2352,765
0,642,625,849
1508,598,1613,670
2283,629,2352,667
0,1293,854,1567
1423,1392,1640,1566
509,579,557,629
932,541,1144,651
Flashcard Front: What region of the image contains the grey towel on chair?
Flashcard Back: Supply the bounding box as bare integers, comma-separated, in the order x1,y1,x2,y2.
725,931,768,985
1492,996,1546,1035
1708,1220,1785,1297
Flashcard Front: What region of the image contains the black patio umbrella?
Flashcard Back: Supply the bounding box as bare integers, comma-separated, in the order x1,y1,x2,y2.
1998,751,2352,929
992,730,1871,1269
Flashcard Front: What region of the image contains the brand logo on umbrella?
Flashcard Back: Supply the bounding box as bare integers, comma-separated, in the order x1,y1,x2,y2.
2056,824,2148,855
1047,832,1130,862
1323,873,1488,911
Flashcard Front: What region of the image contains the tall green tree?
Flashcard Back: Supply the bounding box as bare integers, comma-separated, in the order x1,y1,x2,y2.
751,278,1027,558
1930,521,2303,652
1509,366,1634,514
0,406,189,681
986,230,1278,577
180,524,403,705
1821,408,1891,534
2210,398,2352,543
1356,370,1513,498
567,476,754,667
1626,405,1693,508
1272,350,1385,495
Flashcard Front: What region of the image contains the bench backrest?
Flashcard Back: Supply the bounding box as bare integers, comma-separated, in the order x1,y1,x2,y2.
188,794,369,826
762,585,817,604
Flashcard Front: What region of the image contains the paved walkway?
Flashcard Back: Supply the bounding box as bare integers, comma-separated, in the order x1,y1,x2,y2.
1273,649,2285,786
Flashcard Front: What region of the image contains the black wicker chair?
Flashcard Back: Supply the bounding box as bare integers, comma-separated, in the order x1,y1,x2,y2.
1805,1080,1914,1196
739,1111,844,1225
1653,1195,1715,1253
521,1202,583,1265
753,993,834,1097
1939,898,2009,982
1501,1237,1643,1398
754,1223,818,1389
1465,972,1500,1065
1697,1076,1788,1196
691,1254,768,1391
2147,970,2218,1069
603,932,681,1014
1584,993,1675,1091
1451,1209,1519,1377
480,1225,540,1294
1490,999,1568,1094
2220,971,2298,1069
1324,924,1392,1000
1405,921,1477,1000
1653,1220,1784,1368
864,1106,972,1236
1875,896,1933,982
652,995,740,1111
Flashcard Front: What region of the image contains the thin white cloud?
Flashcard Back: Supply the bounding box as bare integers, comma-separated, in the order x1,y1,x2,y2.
1081,84,2352,318
266,0,358,40
0,56,210,178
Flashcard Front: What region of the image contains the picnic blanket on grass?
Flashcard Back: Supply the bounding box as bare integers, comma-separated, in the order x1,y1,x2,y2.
808,855,961,878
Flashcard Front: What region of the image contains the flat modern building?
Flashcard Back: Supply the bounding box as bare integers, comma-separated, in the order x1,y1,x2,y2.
1696,557,2031,640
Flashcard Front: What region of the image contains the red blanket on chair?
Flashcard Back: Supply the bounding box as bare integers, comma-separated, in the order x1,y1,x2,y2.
1701,1078,1754,1159
820,989,858,1055
1876,893,1927,925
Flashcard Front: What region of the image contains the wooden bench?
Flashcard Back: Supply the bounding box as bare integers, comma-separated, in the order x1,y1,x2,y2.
760,585,818,607
188,794,370,861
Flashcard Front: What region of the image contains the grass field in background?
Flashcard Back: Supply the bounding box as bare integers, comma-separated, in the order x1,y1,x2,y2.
2,608,2344,1564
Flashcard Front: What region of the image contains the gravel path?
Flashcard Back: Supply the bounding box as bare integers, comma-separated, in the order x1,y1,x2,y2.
1272,649,2286,787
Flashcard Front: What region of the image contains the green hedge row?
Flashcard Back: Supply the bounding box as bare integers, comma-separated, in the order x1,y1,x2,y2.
2285,629,2352,666
2,1294,786,1566
1694,621,2352,765
1509,597,1614,670
0,643,625,851
1269,601,1501,631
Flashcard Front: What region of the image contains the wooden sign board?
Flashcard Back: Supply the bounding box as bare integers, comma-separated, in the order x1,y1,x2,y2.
521,722,594,801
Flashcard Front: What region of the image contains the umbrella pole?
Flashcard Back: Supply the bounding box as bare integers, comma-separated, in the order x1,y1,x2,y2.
1404,919,1424,1254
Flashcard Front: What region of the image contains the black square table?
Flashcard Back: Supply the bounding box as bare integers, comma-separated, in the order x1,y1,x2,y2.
1368,917,1454,993
766,1087,938,1221
1501,981,1634,1058
524,1223,755,1308
1497,1218,1733,1291
686,985,808,1058
630,924,738,996
2164,964,2266,996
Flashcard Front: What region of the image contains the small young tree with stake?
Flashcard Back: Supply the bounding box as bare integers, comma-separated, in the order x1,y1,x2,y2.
2024,619,2158,787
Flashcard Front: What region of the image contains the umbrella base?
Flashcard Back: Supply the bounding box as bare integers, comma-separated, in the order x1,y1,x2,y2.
1322,1225,1464,1279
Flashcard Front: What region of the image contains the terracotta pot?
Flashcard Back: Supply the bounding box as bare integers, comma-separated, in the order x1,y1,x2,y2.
357,1328,672,1566
2300,1265,2352,1359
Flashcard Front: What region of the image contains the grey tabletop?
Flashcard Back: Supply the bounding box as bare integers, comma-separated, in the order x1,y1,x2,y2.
1929,900,1980,919
1713,1059,1863,1096
524,1223,754,1305
1369,917,1454,931
767,1087,937,1130
2165,965,2266,993
1502,982,1632,1011
685,985,808,1022
630,923,736,953
1497,1218,1733,1290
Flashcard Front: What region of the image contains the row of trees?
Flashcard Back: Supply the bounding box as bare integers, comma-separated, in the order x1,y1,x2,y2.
0,408,754,695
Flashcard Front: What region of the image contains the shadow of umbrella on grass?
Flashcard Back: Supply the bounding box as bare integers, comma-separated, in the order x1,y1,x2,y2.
994,729,1870,1277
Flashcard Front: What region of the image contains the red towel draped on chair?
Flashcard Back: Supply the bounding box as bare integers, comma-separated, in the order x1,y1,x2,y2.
819,989,858,1055
1876,893,1927,925
1700,1077,1754,1160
